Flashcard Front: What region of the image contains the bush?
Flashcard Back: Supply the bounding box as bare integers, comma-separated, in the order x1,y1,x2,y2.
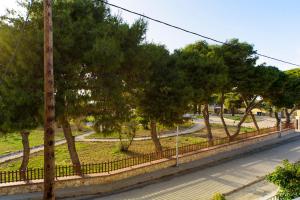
212,193,226,200
266,160,300,200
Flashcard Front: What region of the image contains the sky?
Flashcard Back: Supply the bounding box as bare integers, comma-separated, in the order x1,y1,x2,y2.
1,0,299,71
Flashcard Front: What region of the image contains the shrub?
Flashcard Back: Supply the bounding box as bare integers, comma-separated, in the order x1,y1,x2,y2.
212,192,226,200
266,160,300,200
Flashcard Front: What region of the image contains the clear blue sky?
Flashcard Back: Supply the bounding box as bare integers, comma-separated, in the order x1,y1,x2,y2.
1,0,299,70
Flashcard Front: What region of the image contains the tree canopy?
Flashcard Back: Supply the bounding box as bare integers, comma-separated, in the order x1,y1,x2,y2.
0,0,299,168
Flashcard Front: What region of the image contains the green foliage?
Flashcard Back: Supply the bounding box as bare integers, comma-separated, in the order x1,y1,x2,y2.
265,68,300,110
266,160,300,200
212,192,226,200
1,0,300,159
176,41,228,105
220,39,257,94
224,92,242,113
85,116,95,123
283,69,300,108
137,44,191,126
0,4,43,134
0,0,147,134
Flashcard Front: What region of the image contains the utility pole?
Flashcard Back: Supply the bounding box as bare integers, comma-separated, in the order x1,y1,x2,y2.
43,0,55,199
176,126,179,167
278,112,282,138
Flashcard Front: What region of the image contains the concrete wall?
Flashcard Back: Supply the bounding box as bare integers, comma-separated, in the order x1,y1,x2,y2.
0,129,298,199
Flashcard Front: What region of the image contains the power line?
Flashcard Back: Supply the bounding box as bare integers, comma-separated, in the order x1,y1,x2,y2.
101,0,300,68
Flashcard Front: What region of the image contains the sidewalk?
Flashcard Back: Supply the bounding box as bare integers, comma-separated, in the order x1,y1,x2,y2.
92,134,300,200
1,131,298,200
225,180,277,200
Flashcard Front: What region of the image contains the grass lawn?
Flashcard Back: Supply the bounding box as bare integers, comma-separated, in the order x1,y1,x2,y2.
187,123,255,138
0,135,206,171
224,115,263,123
0,123,256,171
0,126,90,156
87,121,194,139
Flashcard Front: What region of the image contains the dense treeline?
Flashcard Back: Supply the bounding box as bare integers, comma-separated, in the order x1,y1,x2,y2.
0,0,300,174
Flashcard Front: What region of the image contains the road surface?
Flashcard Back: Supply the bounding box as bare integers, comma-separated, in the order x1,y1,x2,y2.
91,136,300,200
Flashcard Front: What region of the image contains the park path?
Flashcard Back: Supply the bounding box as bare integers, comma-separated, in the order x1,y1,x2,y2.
79,116,278,143
0,123,204,164
0,116,277,163
0,131,93,164
79,122,205,142
93,135,300,200
209,115,277,129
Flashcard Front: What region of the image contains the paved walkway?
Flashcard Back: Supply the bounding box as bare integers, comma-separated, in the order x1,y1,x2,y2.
0,123,204,163
80,123,205,142
79,116,278,142
0,116,278,163
93,136,300,200
225,180,277,200
0,131,93,164
209,115,278,129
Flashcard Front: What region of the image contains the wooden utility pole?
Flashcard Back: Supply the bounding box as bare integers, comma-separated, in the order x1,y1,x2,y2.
43,0,55,199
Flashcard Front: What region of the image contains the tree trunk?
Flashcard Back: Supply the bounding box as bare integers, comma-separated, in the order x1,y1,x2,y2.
274,111,280,131
231,107,235,116
193,103,198,115
250,111,260,132
150,120,162,152
285,108,290,128
20,131,30,181
202,103,213,143
74,118,83,132
284,106,297,128
220,93,231,138
230,111,250,140
269,108,273,117
60,116,82,175
231,97,263,140
198,104,202,115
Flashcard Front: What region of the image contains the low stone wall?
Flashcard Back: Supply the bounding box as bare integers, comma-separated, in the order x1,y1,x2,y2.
0,129,298,199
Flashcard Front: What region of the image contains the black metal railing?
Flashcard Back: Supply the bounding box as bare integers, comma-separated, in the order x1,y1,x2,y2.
0,123,293,184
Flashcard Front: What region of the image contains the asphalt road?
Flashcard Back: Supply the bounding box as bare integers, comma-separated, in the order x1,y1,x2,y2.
92,136,300,200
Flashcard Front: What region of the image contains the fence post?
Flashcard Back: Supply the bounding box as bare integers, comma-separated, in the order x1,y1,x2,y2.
279,119,282,138
4,171,6,183
108,162,110,173
176,126,179,167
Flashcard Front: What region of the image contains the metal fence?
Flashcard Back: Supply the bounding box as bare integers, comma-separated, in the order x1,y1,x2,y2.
0,124,293,184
